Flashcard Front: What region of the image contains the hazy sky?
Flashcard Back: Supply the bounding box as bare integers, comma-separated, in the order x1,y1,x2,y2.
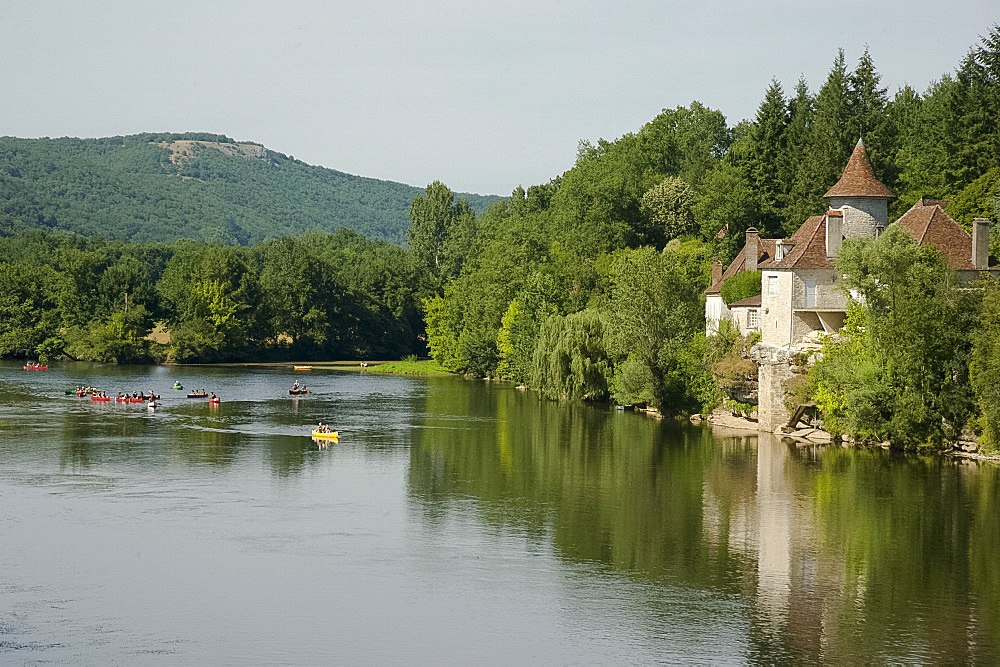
1,1,995,195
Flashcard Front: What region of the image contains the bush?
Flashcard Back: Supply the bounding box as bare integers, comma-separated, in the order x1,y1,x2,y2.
719,270,761,306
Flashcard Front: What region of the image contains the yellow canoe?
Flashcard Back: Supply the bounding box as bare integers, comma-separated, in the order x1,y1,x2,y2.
311,430,339,440
293,365,313,370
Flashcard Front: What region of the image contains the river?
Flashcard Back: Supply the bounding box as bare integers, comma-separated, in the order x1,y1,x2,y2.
1,361,998,663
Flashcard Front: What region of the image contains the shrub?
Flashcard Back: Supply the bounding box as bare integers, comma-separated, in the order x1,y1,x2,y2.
720,270,761,306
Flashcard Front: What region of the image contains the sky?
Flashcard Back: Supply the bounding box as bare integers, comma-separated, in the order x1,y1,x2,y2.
1,1,996,195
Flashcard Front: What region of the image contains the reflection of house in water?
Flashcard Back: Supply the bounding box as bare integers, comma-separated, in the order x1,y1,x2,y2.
701,433,853,661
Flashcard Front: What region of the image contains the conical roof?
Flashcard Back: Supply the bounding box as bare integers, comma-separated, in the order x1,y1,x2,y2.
824,138,894,199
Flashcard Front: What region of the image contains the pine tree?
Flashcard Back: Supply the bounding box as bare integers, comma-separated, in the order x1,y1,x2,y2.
746,80,789,234
780,78,815,233
943,25,1000,192
849,47,898,190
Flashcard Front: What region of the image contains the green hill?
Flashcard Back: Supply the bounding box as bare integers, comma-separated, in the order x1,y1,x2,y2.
0,132,500,245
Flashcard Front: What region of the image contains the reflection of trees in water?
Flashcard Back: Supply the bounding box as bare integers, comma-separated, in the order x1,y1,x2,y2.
56,408,147,470
406,381,1000,662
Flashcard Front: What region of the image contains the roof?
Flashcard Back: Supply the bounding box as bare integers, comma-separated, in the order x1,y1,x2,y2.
770,215,832,270
729,294,762,308
824,139,895,199
894,201,999,270
706,238,778,294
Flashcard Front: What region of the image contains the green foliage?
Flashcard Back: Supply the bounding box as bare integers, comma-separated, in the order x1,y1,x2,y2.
531,310,613,400
0,228,431,364
719,270,761,306
639,176,697,243
605,242,710,414
812,228,979,449
611,354,655,406
407,181,477,283
970,280,1000,454
422,294,462,372
947,167,1000,227
0,262,63,359
0,134,497,246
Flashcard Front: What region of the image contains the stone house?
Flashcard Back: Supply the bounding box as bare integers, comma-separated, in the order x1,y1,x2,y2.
750,138,999,431
704,228,777,335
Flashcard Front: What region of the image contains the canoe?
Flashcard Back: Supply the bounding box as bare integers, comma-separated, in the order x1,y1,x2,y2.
24,365,48,370
289,389,309,395
293,365,313,370
311,430,339,440
172,385,184,390
90,395,110,402
209,398,221,404
186,393,208,398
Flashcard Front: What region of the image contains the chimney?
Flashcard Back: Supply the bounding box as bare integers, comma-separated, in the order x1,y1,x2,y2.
826,212,843,259
973,218,990,270
745,228,759,273
712,258,723,285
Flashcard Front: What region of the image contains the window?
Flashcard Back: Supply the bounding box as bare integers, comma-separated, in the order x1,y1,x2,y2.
748,309,759,330
804,279,816,307
767,275,778,296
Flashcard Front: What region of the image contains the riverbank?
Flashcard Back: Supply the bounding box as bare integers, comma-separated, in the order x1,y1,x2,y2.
191,359,454,376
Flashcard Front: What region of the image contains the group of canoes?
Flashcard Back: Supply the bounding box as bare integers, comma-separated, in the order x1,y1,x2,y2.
68,385,219,404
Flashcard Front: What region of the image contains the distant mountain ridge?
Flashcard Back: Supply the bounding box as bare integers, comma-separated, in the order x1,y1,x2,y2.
0,132,500,245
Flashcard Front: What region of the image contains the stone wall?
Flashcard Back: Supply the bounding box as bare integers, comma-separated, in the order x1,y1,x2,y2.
750,343,798,432
828,199,887,231
760,270,793,346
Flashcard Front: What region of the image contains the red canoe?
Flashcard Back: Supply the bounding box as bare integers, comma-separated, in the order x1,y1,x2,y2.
91,395,111,402
24,365,48,370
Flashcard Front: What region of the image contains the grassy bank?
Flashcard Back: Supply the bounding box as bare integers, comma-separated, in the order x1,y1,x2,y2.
365,360,452,376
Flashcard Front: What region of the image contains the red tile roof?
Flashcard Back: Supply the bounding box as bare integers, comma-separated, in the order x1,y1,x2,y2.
824,140,894,199
706,238,778,294
771,215,832,270
895,201,998,270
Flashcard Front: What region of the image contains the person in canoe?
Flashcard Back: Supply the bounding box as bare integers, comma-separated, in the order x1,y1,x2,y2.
173,381,182,389
292,380,300,391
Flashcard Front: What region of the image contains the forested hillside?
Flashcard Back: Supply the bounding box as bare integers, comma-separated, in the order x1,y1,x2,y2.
0,133,498,245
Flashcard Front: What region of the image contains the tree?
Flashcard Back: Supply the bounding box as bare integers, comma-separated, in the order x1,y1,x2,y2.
778,77,814,231
0,262,62,359
849,47,897,189
970,280,1000,454
605,241,710,413
943,25,1000,192
746,80,788,231
793,50,854,220
531,309,612,400
694,162,761,261
640,176,698,243
407,181,476,284
719,270,761,306
811,227,978,449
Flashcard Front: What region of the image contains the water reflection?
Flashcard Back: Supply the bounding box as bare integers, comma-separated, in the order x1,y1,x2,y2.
407,381,1000,662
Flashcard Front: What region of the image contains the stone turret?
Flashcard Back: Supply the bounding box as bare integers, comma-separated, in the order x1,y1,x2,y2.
824,138,894,237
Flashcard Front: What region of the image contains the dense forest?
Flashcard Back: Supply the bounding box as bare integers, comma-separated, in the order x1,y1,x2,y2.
415,27,1000,451
0,133,498,245
0,228,433,363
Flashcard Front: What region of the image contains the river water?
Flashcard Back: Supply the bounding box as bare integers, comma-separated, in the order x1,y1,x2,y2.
1,361,998,663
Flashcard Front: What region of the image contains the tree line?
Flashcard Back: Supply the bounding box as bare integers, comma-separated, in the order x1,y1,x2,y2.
0,228,432,363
